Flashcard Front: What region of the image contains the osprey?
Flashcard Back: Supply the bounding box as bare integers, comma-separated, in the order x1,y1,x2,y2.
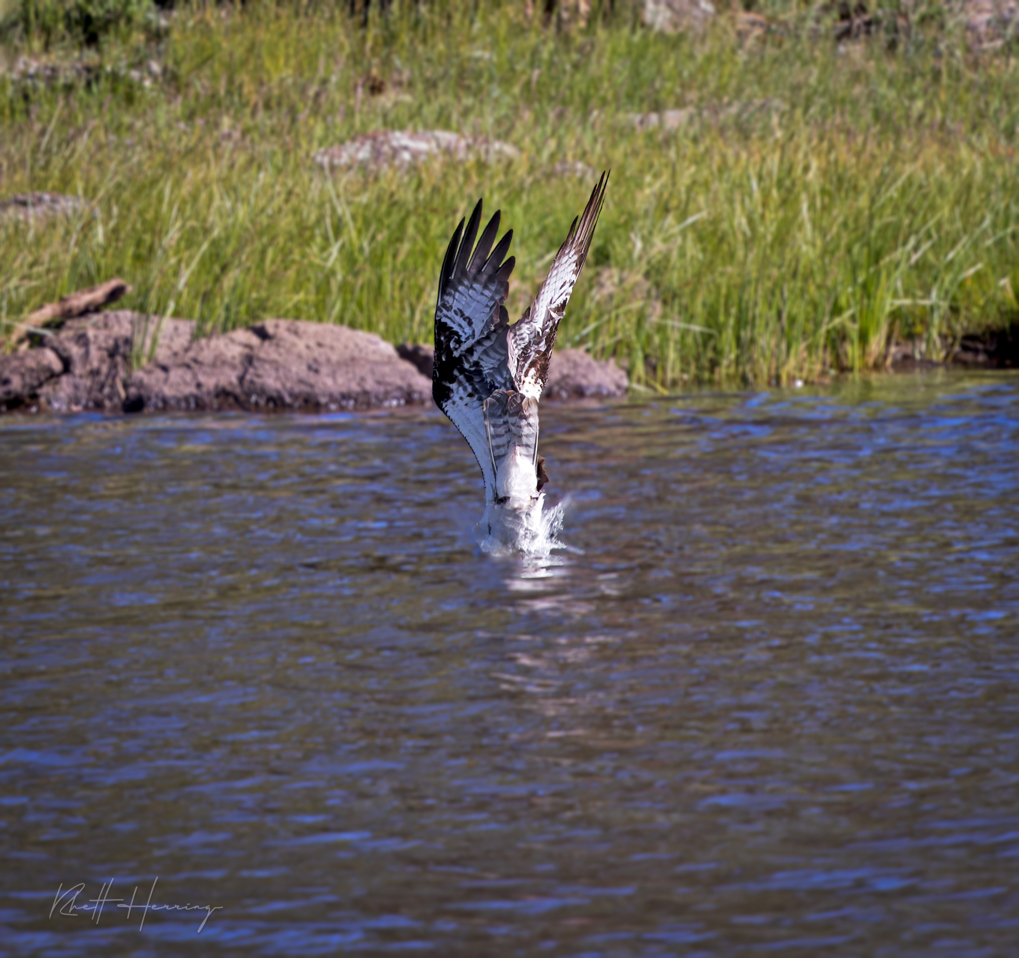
433,172,609,553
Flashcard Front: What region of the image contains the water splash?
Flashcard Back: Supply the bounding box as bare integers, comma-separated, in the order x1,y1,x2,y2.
476,493,573,558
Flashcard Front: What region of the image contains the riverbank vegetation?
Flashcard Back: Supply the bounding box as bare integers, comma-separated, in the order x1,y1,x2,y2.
1,0,1018,386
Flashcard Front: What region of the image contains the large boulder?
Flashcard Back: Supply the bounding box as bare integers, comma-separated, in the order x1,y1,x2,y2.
1,313,432,414
125,325,263,412
544,347,629,400
235,320,432,411
127,318,433,412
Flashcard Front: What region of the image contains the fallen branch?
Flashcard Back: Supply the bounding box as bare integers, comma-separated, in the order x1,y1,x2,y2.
6,278,131,349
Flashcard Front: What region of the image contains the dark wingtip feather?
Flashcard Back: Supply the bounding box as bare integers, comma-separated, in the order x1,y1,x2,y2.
488,228,513,273
574,170,609,270
563,214,580,248
437,216,465,306
456,199,484,279
496,254,516,285
469,210,502,275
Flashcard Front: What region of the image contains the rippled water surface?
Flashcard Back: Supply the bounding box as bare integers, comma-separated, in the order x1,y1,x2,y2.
2,371,1018,956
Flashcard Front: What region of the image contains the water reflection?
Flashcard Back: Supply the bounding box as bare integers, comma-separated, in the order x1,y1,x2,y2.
1,370,1017,955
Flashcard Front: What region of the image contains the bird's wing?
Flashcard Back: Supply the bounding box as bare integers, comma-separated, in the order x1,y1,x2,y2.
433,199,516,499
508,172,608,401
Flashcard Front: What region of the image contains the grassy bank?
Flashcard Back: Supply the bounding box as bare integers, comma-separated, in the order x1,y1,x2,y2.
1,1,1018,386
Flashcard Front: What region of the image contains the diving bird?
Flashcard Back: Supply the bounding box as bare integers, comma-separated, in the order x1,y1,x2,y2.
433,172,609,553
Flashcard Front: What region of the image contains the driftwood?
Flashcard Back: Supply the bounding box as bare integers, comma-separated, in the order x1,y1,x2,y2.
7,278,131,349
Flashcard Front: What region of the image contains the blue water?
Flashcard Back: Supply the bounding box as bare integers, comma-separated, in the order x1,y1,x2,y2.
1,370,1017,956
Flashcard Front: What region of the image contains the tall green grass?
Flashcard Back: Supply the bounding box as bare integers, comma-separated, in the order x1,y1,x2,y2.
1,1,1018,385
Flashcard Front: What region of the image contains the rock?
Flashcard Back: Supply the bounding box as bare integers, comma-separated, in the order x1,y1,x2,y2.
544,348,629,400
38,311,136,412
125,325,261,412
2,313,433,414
313,130,520,174
238,320,431,411
0,347,64,410
965,0,1019,45
136,315,198,362
0,192,89,223
125,319,434,412
641,0,716,33
33,312,197,412
124,317,432,412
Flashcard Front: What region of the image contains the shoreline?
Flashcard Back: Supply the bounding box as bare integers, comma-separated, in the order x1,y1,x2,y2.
0,311,629,416
2,310,1014,420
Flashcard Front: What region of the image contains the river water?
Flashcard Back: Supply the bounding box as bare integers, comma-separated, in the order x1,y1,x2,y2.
1,371,1017,956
